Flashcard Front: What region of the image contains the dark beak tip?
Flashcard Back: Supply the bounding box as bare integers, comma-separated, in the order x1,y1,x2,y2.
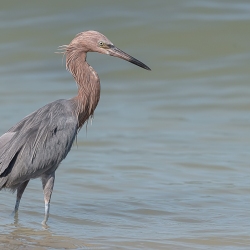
110,46,151,71
141,64,151,71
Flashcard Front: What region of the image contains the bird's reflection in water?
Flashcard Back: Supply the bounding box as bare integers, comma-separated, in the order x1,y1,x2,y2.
0,221,98,249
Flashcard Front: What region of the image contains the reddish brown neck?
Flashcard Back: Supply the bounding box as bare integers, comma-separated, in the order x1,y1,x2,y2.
66,52,100,129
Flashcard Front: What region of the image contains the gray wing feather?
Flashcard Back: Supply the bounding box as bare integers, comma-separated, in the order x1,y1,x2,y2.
0,99,78,188
0,132,16,150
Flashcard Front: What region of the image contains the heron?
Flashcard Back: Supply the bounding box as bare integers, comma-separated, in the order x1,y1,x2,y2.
0,30,150,224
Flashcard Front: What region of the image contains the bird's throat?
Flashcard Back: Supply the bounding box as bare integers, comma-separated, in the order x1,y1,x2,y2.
67,55,101,129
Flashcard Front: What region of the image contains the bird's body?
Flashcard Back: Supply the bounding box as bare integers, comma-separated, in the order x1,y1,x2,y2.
0,30,150,224
0,99,78,190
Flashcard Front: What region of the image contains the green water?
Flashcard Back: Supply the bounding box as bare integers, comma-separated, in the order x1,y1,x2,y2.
0,1,249,249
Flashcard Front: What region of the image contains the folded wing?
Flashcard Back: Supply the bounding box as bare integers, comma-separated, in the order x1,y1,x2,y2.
0,99,78,190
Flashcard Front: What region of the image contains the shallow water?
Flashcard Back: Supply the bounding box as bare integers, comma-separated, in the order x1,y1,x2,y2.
0,1,250,249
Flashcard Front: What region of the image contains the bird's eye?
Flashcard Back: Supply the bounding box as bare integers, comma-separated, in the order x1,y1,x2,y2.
98,41,105,47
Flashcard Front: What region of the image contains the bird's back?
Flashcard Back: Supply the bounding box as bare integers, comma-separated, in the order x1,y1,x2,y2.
0,99,78,191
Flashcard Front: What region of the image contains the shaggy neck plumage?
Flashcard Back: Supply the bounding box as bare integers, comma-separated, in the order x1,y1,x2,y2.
65,48,100,129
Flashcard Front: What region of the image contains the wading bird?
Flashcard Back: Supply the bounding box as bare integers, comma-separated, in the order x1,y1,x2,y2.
0,30,150,224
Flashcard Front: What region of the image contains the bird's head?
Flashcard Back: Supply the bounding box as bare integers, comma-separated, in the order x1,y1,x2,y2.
65,30,151,71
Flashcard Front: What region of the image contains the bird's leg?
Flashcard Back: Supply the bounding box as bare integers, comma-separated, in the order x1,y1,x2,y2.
41,172,55,225
13,180,30,214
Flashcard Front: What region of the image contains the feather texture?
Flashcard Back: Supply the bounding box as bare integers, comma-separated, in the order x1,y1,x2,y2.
0,99,78,191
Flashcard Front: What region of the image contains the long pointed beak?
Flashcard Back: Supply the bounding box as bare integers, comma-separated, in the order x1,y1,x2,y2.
108,45,151,71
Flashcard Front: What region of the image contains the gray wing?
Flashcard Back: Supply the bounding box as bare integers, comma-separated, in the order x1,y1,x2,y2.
0,132,16,150
0,99,78,188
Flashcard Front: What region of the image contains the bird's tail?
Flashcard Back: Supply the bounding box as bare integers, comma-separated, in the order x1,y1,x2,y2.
0,176,7,191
